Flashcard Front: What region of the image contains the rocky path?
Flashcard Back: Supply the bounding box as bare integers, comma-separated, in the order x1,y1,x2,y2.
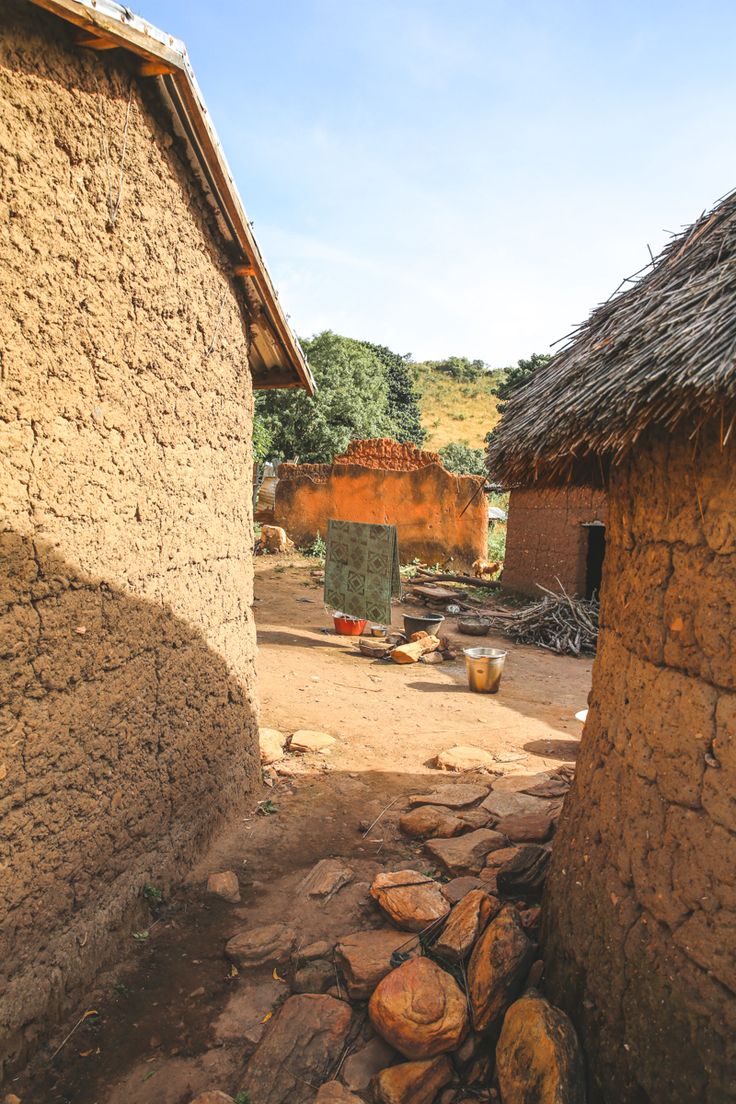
14,559,590,1104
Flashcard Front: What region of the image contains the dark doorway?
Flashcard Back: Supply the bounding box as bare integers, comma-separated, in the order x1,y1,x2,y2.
585,524,606,599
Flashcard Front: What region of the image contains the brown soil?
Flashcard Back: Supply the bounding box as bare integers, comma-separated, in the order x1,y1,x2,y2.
13,557,591,1104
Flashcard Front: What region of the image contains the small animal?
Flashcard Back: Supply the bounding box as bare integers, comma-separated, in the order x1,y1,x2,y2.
257,524,294,554
472,558,502,579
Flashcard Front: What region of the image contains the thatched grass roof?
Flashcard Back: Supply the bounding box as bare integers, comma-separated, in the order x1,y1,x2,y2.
487,190,736,485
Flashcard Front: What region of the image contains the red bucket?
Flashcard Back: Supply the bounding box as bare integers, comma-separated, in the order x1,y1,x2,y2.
333,614,367,636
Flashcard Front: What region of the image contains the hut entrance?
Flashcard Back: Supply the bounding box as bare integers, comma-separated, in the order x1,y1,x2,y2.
583,522,606,598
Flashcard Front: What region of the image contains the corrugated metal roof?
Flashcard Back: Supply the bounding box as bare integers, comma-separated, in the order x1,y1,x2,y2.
28,0,315,394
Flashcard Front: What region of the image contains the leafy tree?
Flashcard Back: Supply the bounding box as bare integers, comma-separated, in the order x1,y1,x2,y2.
358,341,426,446
417,355,488,381
255,331,395,463
252,414,272,464
439,442,487,475
491,353,551,415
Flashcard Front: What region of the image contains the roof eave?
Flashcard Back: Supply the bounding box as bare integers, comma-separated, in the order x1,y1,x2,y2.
30,0,316,396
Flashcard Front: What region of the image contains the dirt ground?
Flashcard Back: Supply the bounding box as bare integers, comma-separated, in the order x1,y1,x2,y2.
14,557,591,1104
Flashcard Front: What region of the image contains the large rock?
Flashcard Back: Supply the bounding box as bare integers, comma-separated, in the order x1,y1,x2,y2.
440,876,486,904
455,807,492,830
425,829,507,876
468,907,535,1032
495,812,553,843
370,870,451,932
369,957,469,1059
241,994,353,1104
260,727,286,764
293,960,334,994
290,729,337,754
212,978,285,1047
481,845,523,892
408,784,488,808
433,889,500,962
481,791,552,820
434,745,496,772
299,858,353,899
399,806,465,840
372,1056,454,1104
335,929,420,1000
496,845,552,898
495,991,585,1103
315,1083,362,1103
225,923,296,968
521,776,571,798
206,870,241,903
340,1036,397,1092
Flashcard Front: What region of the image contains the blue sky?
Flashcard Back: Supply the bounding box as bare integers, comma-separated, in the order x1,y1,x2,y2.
142,0,736,365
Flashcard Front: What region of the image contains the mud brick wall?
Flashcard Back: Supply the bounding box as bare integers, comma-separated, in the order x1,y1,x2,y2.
502,486,607,596
543,422,736,1103
0,3,259,1075
275,439,487,568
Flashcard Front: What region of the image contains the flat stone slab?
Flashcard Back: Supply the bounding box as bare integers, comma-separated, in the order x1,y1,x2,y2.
408,784,489,809
225,923,296,968
290,729,337,754
495,812,553,843
335,929,420,1000
213,979,285,1047
481,791,552,820
425,829,507,876
492,772,553,793
299,858,353,900
434,745,497,772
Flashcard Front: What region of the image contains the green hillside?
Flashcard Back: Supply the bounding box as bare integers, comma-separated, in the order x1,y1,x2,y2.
412,361,501,451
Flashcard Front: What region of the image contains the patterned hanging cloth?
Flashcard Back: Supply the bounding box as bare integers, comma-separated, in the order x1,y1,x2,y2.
324,520,401,625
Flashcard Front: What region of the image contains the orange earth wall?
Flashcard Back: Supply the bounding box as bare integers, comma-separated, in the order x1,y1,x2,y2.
274,439,487,568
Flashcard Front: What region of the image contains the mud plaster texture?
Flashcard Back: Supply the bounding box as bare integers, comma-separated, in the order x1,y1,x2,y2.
502,486,607,597
543,422,736,1104
0,3,259,1077
275,438,488,568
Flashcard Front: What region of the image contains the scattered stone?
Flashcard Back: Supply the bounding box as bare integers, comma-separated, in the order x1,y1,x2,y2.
240,994,353,1104
493,751,528,764
290,729,337,754
481,791,552,821
434,745,496,772
408,784,488,808
440,876,486,904
335,929,420,1000
454,807,492,830
519,907,542,933
495,991,585,1104
496,845,552,898
372,1056,454,1104
425,829,507,876
526,959,545,988
433,889,500,962
341,1036,398,1092
294,939,333,963
369,957,469,1059
399,806,465,840
299,858,353,900
478,869,499,894
521,776,570,798
260,727,286,764
225,923,296,968
293,960,334,994
482,846,523,874
495,812,553,843
206,871,241,903
421,651,444,664
315,1082,362,1103
190,1094,235,1104
370,870,451,932
213,979,285,1047
467,906,535,1032
491,772,553,793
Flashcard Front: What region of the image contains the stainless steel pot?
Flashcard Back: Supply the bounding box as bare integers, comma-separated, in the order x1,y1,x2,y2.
463,646,508,693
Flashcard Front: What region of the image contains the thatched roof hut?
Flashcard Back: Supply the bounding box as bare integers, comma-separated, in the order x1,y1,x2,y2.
489,193,736,1104
488,190,736,486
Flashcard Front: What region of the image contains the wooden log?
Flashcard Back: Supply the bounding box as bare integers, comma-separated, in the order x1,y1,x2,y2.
392,634,441,665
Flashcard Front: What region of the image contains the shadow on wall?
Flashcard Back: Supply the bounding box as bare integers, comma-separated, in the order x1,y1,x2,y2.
0,530,259,1080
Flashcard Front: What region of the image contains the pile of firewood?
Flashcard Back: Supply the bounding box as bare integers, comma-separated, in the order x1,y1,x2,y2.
485,583,599,656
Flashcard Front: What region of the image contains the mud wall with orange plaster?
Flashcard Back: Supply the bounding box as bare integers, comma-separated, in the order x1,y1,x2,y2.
0,3,259,1075
275,441,487,568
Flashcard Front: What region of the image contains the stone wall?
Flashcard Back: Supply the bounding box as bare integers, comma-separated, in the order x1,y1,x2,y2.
502,486,607,596
275,439,487,568
543,422,736,1102
0,4,259,1075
